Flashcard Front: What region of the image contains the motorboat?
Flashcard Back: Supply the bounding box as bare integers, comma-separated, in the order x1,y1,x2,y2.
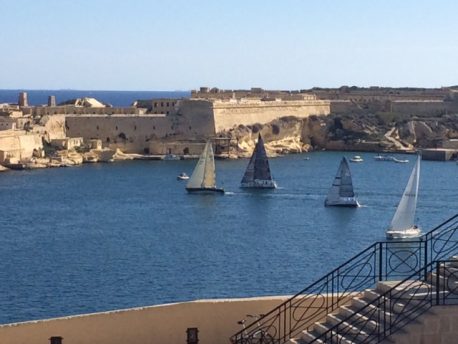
177,172,189,180
374,154,394,161
349,155,364,163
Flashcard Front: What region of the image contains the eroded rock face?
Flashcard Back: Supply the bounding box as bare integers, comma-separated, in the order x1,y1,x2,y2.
217,113,458,157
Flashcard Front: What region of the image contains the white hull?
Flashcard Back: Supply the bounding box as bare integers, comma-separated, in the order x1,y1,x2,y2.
240,179,277,189
325,197,360,207
386,227,421,239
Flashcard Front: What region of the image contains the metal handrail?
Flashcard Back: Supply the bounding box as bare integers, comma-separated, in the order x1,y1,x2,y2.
312,259,458,343
229,213,458,344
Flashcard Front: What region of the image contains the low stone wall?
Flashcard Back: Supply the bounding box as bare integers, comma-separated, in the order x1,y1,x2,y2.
0,296,290,344
0,294,346,344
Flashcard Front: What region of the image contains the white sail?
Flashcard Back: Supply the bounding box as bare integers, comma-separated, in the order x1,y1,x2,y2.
389,154,420,231
202,141,216,188
187,141,210,189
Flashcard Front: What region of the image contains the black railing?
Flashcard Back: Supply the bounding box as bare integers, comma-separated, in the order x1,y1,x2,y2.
313,259,458,343
229,214,458,344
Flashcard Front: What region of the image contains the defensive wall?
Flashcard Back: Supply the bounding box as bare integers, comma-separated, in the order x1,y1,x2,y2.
65,98,329,154
0,130,42,162
210,98,330,132
23,106,143,117
65,103,216,154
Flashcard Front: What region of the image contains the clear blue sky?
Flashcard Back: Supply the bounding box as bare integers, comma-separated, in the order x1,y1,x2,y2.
1,0,457,90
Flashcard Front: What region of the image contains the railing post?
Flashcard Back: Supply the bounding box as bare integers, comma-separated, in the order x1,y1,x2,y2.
436,261,440,306
378,242,383,281
424,238,428,281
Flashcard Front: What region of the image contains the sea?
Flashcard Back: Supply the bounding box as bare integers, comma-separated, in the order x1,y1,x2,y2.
0,90,457,325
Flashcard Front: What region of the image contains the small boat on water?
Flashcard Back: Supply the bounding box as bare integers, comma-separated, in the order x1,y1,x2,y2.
186,141,224,194
164,154,180,161
350,155,364,163
386,154,421,239
392,157,409,163
177,172,189,180
240,133,277,189
325,157,360,207
374,154,394,161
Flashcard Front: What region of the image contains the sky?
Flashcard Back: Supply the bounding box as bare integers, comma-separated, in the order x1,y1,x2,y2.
1,0,457,90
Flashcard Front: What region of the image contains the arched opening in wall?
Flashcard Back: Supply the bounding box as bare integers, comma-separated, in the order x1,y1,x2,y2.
96,125,99,130
115,126,118,130
183,147,189,155
272,124,280,135
106,137,110,143
118,132,127,140
144,147,150,154
168,148,172,154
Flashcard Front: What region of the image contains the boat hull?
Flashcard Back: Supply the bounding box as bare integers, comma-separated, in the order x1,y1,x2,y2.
324,198,360,207
186,187,225,194
386,227,421,239
240,179,277,189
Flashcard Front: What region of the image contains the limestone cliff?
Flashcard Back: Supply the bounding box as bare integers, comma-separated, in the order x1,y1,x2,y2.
217,113,458,156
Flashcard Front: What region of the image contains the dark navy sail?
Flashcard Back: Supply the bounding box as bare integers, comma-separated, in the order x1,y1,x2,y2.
324,157,359,207
240,134,277,189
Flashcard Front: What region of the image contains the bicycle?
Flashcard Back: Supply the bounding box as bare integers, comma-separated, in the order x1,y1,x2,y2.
237,314,276,344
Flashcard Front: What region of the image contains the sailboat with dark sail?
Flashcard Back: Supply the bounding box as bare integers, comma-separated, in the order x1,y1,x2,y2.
186,141,224,194
240,134,277,189
386,154,421,239
325,157,360,207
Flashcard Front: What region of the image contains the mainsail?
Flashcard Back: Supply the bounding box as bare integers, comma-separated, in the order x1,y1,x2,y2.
389,154,420,231
241,134,273,184
186,141,216,189
326,157,355,201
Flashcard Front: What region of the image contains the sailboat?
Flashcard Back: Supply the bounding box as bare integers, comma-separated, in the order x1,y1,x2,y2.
240,134,277,189
386,154,421,239
186,141,224,194
324,157,360,207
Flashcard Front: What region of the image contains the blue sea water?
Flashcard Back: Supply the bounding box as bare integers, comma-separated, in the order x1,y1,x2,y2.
0,89,190,107
0,152,457,324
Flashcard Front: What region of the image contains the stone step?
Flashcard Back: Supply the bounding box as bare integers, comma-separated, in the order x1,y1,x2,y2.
309,323,355,344
326,313,374,340
331,308,381,332
298,330,324,344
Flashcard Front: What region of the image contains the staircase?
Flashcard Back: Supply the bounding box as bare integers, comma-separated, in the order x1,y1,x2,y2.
230,214,458,344
288,258,458,343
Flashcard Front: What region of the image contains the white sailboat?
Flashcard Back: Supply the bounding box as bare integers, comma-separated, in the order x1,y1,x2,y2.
240,134,277,189
325,157,360,207
186,141,224,194
386,154,421,239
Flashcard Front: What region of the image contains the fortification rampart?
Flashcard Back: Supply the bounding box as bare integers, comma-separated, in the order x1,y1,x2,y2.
24,106,143,116
66,107,215,154
0,130,42,162
210,99,330,132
